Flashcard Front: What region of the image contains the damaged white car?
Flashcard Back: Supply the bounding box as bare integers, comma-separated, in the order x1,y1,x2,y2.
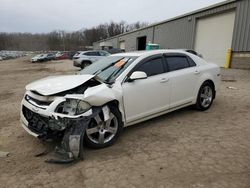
20,50,220,163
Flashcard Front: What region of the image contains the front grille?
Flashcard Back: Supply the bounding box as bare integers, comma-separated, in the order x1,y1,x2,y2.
22,106,49,134
25,95,52,106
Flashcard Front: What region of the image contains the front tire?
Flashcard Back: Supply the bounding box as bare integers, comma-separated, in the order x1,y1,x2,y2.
195,81,215,111
84,106,123,149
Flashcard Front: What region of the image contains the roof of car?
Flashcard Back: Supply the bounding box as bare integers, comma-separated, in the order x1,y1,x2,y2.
80,50,108,53
111,49,189,57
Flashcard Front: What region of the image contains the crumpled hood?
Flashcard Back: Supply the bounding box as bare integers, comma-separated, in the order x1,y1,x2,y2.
26,74,95,96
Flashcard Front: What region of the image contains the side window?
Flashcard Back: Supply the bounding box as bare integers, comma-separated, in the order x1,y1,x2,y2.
84,52,99,56
136,57,164,77
99,51,109,56
187,57,196,67
94,52,101,56
84,52,90,56
165,56,190,72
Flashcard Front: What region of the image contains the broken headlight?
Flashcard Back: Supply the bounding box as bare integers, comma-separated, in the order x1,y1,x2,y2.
56,99,91,116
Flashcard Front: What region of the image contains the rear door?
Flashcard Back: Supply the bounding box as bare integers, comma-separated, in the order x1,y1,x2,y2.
164,54,200,108
122,55,171,123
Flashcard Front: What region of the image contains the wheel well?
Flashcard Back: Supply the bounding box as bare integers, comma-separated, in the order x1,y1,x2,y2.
106,100,119,109
81,60,92,64
106,100,123,118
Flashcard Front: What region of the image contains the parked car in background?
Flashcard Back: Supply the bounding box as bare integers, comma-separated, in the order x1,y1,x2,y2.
46,53,56,61
56,52,70,60
0,51,26,60
73,50,110,69
107,48,125,54
0,54,8,60
21,50,220,160
0,51,27,61
31,54,40,62
68,51,77,60
55,51,62,59
31,54,47,63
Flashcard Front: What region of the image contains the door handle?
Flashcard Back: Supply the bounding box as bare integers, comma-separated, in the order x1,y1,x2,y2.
160,78,169,83
194,70,200,75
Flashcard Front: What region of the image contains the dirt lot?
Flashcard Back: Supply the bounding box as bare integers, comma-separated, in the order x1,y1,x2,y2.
0,57,250,188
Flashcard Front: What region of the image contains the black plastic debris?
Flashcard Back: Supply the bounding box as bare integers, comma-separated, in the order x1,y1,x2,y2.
44,107,103,164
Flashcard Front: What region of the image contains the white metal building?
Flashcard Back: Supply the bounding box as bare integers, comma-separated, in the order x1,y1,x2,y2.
94,0,250,69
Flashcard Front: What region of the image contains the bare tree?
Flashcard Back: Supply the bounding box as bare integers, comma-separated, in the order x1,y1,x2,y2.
0,21,149,51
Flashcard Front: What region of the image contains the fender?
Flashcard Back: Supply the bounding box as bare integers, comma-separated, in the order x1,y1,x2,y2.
64,82,126,123
194,65,220,103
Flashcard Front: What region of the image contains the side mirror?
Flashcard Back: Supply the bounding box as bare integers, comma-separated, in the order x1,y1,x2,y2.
129,71,147,82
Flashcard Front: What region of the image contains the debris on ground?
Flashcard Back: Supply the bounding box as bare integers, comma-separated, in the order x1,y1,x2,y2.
227,86,238,90
0,151,10,158
34,150,51,157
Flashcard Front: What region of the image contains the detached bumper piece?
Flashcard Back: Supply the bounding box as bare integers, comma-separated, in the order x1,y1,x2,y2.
23,104,104,164
43,107,103,164
45,117,87,164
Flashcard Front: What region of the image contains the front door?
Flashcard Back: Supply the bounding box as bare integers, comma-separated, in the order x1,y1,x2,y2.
122,55,170,123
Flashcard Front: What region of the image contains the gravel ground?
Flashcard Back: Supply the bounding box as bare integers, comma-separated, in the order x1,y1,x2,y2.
0,57,250,188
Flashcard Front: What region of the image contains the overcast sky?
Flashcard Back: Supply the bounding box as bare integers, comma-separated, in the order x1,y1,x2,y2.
0,0,225,33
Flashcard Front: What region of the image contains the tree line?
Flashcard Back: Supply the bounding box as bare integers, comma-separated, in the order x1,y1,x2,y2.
0,21,148,51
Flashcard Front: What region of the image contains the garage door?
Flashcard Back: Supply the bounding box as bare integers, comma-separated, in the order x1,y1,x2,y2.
194,11,235,67
119,41,125,50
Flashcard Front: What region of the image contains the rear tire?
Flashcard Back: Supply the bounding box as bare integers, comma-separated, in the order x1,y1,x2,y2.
195,81,215,111
80,61,92,69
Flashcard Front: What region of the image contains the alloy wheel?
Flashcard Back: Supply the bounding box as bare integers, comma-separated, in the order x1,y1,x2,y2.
200,85,213,108
86,112,118,144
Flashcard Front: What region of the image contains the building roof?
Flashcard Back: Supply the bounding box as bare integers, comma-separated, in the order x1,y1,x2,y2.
94,0,237,44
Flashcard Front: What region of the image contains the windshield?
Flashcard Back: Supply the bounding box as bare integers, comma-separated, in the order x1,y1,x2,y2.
80,56,137,84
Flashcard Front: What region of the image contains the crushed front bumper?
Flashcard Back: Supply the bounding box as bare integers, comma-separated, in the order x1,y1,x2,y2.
20,93,98,163
21,120,39,137
20,92,93,140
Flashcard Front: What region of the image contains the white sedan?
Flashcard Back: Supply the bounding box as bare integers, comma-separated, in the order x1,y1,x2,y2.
31,54,47,63
20,50,220,160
